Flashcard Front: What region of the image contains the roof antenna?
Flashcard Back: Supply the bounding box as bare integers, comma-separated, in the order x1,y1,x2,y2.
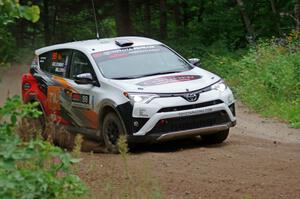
91,0,100,39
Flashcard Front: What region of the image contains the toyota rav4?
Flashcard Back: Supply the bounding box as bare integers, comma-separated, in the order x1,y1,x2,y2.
22,36,236,153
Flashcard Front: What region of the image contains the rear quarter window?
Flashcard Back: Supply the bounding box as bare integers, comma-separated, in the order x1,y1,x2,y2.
39,50,71,77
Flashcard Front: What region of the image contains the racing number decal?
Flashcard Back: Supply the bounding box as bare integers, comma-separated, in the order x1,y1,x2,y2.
81,95,89,104
72,93,90,104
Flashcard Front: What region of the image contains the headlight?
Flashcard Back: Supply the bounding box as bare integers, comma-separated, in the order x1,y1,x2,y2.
211,80,227,92
124,92,159,104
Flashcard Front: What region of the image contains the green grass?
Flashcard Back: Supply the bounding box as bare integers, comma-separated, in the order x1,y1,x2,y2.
170,34,300,128
201,37,300,128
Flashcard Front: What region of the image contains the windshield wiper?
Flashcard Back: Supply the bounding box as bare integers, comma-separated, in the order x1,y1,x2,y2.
111,70,183,80
136,70,183,78
111,76,138,80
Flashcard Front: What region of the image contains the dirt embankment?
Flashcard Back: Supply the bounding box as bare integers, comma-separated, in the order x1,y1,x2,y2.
1,64,300,199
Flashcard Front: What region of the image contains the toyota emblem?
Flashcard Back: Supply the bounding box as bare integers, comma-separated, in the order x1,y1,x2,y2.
184,92,199,102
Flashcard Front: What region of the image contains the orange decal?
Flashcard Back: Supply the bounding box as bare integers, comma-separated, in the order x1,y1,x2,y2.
52,76,79,93
83,110,98,129
47,86,61,112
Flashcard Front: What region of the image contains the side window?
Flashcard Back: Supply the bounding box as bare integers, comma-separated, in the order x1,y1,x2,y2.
39,50,71,77
70,51,94,79
39,52,51,71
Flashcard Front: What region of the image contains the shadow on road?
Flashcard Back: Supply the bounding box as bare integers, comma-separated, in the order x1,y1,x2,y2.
129,137,228,154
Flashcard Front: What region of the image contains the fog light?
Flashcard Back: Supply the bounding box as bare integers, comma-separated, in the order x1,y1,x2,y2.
159,119,168,125
133,121,139,127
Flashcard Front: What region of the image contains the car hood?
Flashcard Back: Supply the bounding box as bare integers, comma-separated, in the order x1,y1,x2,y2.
108,67,221,93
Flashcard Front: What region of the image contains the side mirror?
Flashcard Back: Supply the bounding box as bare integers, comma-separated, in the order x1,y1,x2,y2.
74,73,94,85
188,58,201,66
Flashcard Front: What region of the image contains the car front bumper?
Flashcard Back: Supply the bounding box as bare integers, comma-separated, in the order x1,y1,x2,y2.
123,88,237,143
127,120,236,143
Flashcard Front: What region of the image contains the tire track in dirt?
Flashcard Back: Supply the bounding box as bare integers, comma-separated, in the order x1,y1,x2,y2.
1,64,300,199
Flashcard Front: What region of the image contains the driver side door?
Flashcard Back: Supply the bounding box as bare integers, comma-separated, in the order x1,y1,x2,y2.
59,50,100,130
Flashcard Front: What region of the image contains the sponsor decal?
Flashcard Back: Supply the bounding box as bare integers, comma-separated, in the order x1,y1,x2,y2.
92,52,102,58
39,56,46,63
72,93,81,102
108,53,128,59
137,75,201,86
52,51,62,60
52,62,64,67
177,108,213,117
72,93,89,104
92,45,160,61
55,68,66,73
52,52,58,60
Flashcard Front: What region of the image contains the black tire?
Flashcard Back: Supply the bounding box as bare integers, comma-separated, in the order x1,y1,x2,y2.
102,112,125,153
201,129,229,144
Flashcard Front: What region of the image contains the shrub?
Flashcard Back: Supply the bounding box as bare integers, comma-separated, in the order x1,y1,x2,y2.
201,33,300,128
0,27,16,66
0,96,87,198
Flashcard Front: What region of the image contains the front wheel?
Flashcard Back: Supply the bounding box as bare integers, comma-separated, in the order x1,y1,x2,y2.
102,112,125,153
201,129,229,144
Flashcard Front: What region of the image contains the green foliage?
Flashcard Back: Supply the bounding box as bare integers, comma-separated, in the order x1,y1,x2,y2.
0,28,15,66
0,0,40,64
0,96,87,198
0,0,40,24
201,34,300,128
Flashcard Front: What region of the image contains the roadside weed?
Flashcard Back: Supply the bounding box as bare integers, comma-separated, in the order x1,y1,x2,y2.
73,134,84,158
0,96,87,198
200,35,300,127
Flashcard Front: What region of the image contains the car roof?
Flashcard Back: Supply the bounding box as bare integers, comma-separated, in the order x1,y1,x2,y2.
35,36,162,55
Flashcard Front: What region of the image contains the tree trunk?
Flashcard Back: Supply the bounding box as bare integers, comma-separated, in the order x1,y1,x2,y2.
236,0,255,42
14,0,26,47
52,0,57,36
144,1,151,36
42,0,51,45
197,2,205,23
173,2,181,27
295,3,300,32
182,2,189,28
269,0,281,35
14,20,25,47
160,0,167,40
115,0,132,36
173,1,182,37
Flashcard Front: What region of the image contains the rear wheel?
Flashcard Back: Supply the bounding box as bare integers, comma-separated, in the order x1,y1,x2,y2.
102,112,125,153
201,129,229,144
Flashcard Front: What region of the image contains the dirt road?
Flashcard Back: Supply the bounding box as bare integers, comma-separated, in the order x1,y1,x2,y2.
1,64,300,199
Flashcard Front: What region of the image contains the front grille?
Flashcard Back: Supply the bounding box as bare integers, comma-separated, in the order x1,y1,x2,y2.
158,100,223,113
148,111,230,135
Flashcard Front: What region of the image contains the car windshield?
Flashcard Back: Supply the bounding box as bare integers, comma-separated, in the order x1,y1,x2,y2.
92,45,192,79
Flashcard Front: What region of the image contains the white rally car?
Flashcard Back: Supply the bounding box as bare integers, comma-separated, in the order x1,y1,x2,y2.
22,36,236,153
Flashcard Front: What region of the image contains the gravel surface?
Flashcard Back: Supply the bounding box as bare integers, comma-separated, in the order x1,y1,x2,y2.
1,64,300,199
